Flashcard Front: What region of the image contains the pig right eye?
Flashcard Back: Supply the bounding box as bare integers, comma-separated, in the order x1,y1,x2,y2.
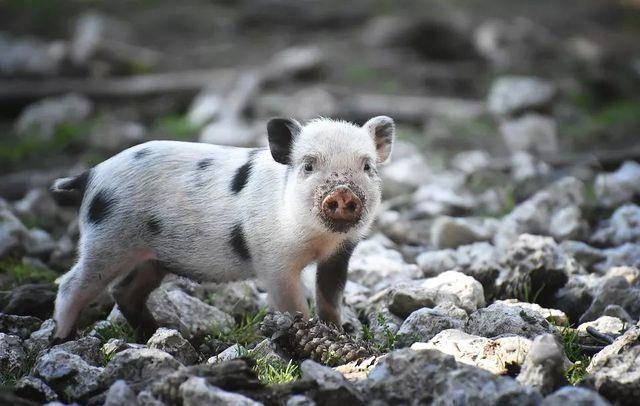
303,162,314,173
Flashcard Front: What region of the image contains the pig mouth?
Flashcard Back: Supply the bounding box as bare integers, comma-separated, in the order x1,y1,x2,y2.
314,181,367,233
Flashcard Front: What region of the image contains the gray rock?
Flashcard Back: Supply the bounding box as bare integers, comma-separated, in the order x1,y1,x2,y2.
580,275,640,323
595,243,640,273
24,228,56,257
412,182,478,217
412,329,532,375
594,161,640,208
34,349,104,401
560,241,606,270
542,386,611,406
0,32,66,76
496,234,573,304
578,316,625,344
0,202,30,259
187,90,222,127
450,150,492,174
488,76,556,117
287,394,316,406
104,380,138,406
101,338,145,362
147,328,198,365
380,140,433,195
348,239,422,290
585,326,640,405
179,376,261,406
366,308,403,346
364,348,540,405
499,299,569,325
14,376,58,403
102,348,182,390
552,274,600,324
15,93,92,139
466,300,558,339
500,113,559,155
0,333,26,374
516,334,568,395
0,313,42,340
602,305,635,324
494,177,585,250
89,117,146,152
397,308,464,346
300,360,363,403
23,318,56,354
199,118,261,147
430,216,499,249
145,288,234,339
388,271,485,318
202,280,262,318
49,336,104,366
550,206,588,241
591,204,640,246
511,151,551,184
137,390,165,406
207,343,242,364
2,283,56,320
13,188,70,230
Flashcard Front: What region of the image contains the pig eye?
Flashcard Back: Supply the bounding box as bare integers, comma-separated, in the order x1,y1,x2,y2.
304,162,314,173
363,161,372,172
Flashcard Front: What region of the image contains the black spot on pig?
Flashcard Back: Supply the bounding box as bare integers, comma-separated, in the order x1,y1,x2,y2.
197,158,214,170
147,216,162,235
230,149,262,194
134,148,151,159
229,223,251,260
88,190,117,224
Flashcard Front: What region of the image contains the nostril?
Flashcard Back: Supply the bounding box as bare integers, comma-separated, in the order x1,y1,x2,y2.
346,201,357,212
327,200,339,211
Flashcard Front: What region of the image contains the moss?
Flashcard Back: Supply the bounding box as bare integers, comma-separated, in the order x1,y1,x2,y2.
93,321,137,344
205,309,267,349
238,346,301,385
0,258,58,289
557,323,592,385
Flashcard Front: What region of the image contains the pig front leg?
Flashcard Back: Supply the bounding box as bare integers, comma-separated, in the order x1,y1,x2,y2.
262,259,310,319
315,241,357,327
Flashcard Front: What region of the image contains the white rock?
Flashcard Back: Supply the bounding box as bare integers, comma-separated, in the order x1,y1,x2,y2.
594,161,640,208
179,376,261,406
15,93,93,139
348,239,421,290
488,76,556,117
500,114,558,155
430,216,499,249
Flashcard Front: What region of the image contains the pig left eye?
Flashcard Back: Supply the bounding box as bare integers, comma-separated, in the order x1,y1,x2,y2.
304,162,314,173
363,162,372,172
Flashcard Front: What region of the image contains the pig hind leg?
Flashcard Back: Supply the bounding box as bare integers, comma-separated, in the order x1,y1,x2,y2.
111,260,166,341
54,248,147,340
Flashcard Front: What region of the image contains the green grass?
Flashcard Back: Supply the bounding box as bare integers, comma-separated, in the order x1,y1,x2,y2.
362,313,401,353
205,309,267,348
0,346,39,390
93,321,137,344
238,346,301,385
0,258,58,289
558,324,591,385
153,114,201,140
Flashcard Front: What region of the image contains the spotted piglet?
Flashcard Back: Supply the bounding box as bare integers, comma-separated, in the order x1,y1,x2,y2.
50,116,395,340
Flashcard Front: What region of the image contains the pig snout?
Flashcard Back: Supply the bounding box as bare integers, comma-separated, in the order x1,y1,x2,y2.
321,186,363,223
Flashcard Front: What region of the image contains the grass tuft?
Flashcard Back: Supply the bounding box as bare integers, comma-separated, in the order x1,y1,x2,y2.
206,309,267,348
93,321,137,344
238,346,301,385
0,258,58,289
558,323,591,385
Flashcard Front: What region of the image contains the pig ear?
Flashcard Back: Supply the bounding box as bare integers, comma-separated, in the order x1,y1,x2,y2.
363,116,395,164
267,118,301,165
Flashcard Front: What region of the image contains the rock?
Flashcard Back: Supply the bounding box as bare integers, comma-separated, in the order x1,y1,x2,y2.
102,348,182,390
2,283,56,320
466,300,558,339
596,243,640,273
494,177,585,250
380,141,433,195
187,90,222,127
364,348,540,405
49,336,104,366
397,308,464,346
578,316,625,343
145,288,234,339
487,76,556,117
594,161,640,208
416,242,499,291
516,334,568,395
511,151,551,185
579,275,640,323
591,204,640,247
388,271,485,318
500,114,559,155
0,202,30,259
104,380,138,406
258,87,338,121
348,239,421,290
552,274,599,324
496,234,573,305
179,376,260,406
0,313,42,340
13,188,70,230
136,390,165,406
542,386,611,406
201,280,262,318
263,45,325,82
366,308,403,345
430,216,499,249
15,93,93,139
34,349,103,401
549,206,588,241
412,329,531,375
89,117,146,152
499,299,569,325
147,328,198,365
199,118,261,147
23,318,56,354
287,394,316,405
24,228,56,257
602,305,635,324
300,360,363,403
0,333,26,374
207,343,242,364
101,338,145,361
412,182,478,217
0,32,66,76
450,150,492,174
14,376,58,403
585,326,640,405
560,241,606,270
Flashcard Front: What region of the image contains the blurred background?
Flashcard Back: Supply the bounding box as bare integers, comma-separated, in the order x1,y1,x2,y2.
1,0,640,284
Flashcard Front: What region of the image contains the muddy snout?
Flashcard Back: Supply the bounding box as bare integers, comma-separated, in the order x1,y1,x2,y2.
321,186,363,224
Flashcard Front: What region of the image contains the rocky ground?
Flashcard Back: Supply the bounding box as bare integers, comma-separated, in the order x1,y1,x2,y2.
2,1,640,405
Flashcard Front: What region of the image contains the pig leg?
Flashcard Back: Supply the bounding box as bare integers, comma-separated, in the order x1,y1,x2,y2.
263,261,310,319
315,241,356,327
111,261,166,341
54,252,142,340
